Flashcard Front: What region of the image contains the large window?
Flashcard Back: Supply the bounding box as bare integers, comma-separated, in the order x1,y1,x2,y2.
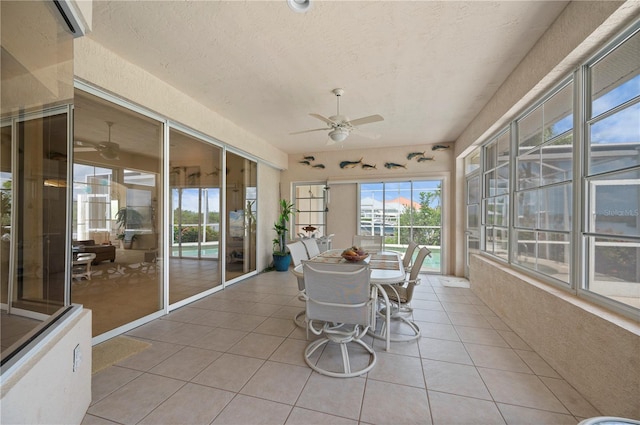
584,26,640,311
472,21,639,317
359,181,442,273
293,183,327,238
514,80,573,285
482,129,510,261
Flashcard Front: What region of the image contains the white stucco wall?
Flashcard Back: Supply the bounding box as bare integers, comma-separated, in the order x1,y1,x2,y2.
281,143,454,271
73,37,288,171
1,308,92,425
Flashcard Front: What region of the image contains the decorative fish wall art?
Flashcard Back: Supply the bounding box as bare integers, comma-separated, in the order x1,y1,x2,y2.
432,144,450,151
339,158,363,169
406,149,436,163
384,162,407,169
361,163,377,170
299,155,325,170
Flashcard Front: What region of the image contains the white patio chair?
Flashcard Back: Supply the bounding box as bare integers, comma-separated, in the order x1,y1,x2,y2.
288,241,310,328
374,246,431,343
402,240,419,274
72,252,96,281
301,238,320,259
302,261,377,378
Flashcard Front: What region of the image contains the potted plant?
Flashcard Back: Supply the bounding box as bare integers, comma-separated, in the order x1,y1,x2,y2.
272,199,295,271
114,207,143,249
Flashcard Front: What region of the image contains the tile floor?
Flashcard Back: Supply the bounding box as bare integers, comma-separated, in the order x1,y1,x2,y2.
82,271,599,425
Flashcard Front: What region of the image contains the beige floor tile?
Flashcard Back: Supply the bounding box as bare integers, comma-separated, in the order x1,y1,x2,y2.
148,346,222,381
269,338,311,367
241,361,311,404
138,383,234,425
515,350,561,378
497,403,578,425
90,366,143,406
414,321,461,342
211,394,292,425
428,390,506,425
189,327,248,352
418,337,474,365
227,332,286,359
125,319,184,340
81,414,120,424
498,330,532,350
271,305,305,320
367,351,426,388
87,373,185,424
217,312,268,331
412,309,451,324
448,312,494,329
371,335,421,356
361,379,431,425
115,340,184,371
441,301,480,314
485,315,511,331
411,299,445,311
296,373,366,420
253,317,298,337
154,322,217,345
478,367,569,413
192,353,264,392
285,407,357,425
422,359,492,400
464,343,532,373
455,325,510,346
539,376,601,418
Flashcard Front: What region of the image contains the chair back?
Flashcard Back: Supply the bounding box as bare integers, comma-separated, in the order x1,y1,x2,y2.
301,238,320,258
402,241,419,269
353,235,383,253
405,247,431,301
303,261,372,327
288,241,309,266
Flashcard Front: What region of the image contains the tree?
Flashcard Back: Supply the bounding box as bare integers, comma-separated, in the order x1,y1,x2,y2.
398,186,441,246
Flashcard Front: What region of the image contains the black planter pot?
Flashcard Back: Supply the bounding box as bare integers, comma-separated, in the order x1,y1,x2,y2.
273,253,291,271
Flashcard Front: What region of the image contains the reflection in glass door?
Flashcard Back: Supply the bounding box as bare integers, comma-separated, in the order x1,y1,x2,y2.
72,89,163,339
465,173,481,277
225,152,257,281
169,128,222,305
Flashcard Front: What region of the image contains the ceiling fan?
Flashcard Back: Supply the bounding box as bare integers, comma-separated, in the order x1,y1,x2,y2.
291,88,384,144
74,121,120,160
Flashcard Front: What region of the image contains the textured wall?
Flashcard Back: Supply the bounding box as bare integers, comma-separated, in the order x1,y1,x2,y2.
470,255,640,418
1,308,92,424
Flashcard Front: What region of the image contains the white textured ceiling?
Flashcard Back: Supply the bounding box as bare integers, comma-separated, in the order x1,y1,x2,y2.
86,0,569,155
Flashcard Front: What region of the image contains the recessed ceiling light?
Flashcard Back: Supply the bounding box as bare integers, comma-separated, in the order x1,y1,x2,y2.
287,0,311,13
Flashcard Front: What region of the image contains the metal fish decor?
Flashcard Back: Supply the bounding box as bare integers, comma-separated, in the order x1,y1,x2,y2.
384,162,407,169
361,163,377,170
339,158,363,169
432,144,450,151
407,151,425,160
300,155,324,169
417,156,435,162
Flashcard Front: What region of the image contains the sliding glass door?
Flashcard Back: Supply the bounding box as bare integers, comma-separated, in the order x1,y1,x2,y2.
169,128,222,305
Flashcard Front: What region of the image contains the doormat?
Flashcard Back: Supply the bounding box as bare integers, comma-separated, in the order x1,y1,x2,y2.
92,336,151,374
438,276,471,288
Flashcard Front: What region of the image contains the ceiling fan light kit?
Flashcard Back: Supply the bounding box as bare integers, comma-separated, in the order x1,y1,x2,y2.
290,88,384,144
287,0,311,13
328,128,349,143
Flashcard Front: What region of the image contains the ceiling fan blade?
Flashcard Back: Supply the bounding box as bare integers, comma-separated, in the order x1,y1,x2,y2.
309,113,336,126
74,147,95,152
347,114,384,127
289,128,330,135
